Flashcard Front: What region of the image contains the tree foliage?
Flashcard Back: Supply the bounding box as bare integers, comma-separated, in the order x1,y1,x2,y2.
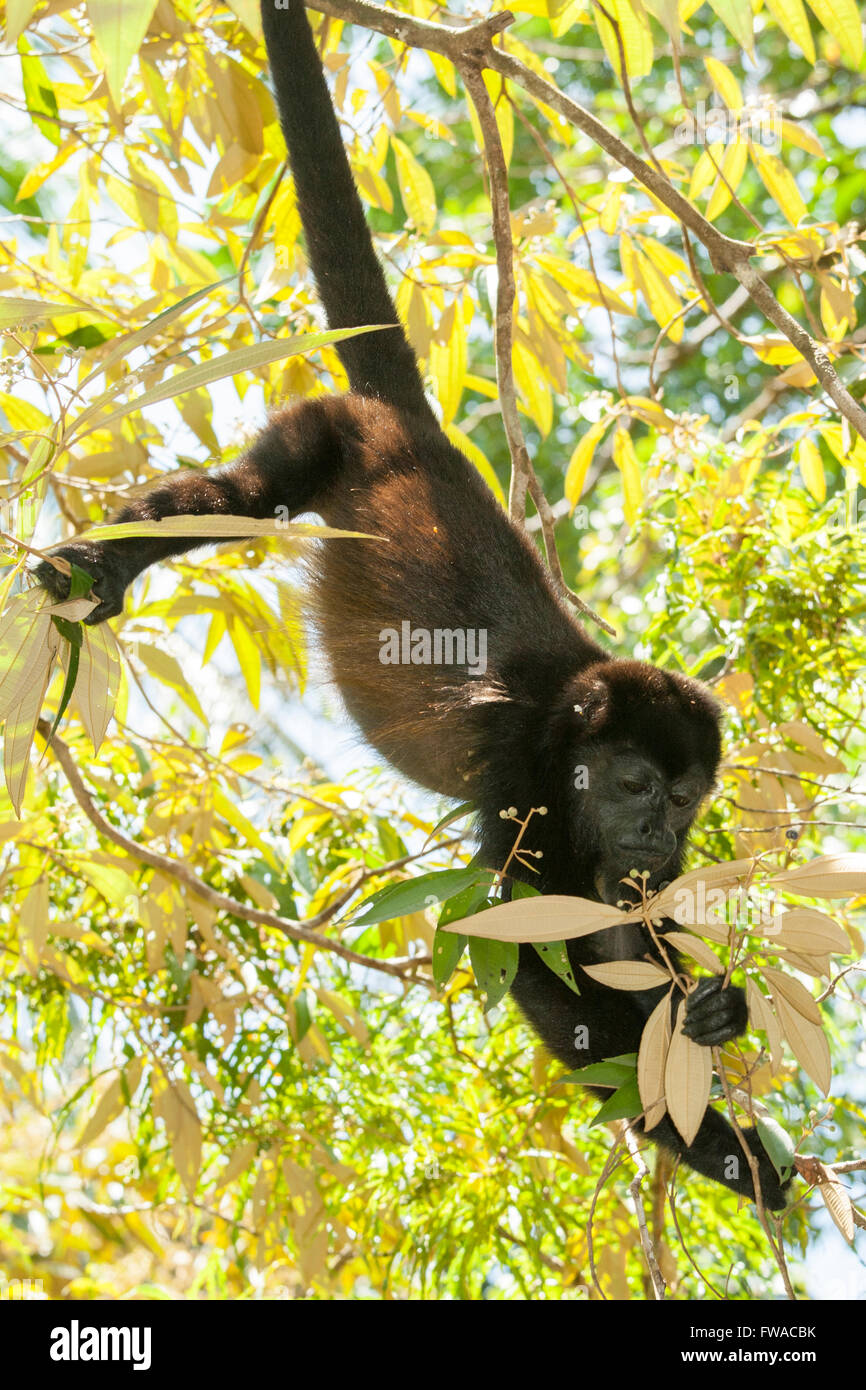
0,0,864,1300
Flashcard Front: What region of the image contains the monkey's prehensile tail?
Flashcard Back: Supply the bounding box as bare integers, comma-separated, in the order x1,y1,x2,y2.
261,0,435,423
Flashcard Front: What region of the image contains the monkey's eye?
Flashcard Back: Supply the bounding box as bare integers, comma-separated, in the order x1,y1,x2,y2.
621,778,648,795
671,792,692,808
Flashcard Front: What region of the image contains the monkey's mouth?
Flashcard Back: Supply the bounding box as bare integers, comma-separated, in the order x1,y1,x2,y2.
615,845,674,871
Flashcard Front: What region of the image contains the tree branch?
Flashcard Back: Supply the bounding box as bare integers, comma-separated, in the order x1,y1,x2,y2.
307,0,866,442
36,720,437,986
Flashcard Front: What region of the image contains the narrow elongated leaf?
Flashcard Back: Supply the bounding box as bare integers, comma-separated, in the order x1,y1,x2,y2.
0,296,87,328
770,992,831,1093
664,1007,713,1145
582,960,669,990
87,0,160,104
75,516,377,543
762,967,821,1023
352,868,494,927
75,625,122,753
638,990,673,1130
80,278,232,390
441,893,638,942
72,327,390,437
769,853,866,898
763,0,816,60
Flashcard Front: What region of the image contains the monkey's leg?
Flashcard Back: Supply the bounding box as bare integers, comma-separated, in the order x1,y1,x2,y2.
34,397,347,623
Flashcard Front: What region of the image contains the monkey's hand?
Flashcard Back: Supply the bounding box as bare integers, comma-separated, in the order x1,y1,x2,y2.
680,975,748,1048
33,542,129,624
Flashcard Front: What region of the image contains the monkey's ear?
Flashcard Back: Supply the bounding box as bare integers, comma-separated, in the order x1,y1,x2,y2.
567,672,610,735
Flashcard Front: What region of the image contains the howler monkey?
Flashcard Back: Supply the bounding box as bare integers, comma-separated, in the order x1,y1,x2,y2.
35,0,790,1209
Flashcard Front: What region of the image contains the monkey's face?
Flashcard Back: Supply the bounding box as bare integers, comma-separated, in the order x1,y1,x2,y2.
577,743,711,906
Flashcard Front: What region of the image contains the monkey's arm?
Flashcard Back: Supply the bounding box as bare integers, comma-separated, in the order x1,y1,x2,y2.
512,945,790,1208
35,397,346,622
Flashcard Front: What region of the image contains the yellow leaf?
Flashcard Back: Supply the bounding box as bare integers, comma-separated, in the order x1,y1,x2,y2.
564,419,610,509
613,426,642,525
79,1059,142,1147
706,139,749,221
4,628,58,816
751,146,808,226
780,119,824,156
229,617,261,710
74,624,122,753
794,436,826,501
664,1005,713,1145
746,979,783,1074
594,0,653,78
763,0,816,60
814,1161,855,1242
429,300,466,426
87,0,160,105
704,56,743,110
391,135,436,234
135,643,207,723
689,141,726,200
223,0,263,39
4,0,38,44
707,0,755,53
805,0,863,62
513,341,552,436
769,851,866,898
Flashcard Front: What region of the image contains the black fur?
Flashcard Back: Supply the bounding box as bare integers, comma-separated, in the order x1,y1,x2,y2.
33,0,790,1211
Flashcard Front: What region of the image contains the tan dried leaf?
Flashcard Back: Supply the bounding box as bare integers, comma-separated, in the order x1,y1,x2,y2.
762,967,821,1023
771,992,831,1094
76,623,122,753
638,990,672,1131
582,960,670,990
769,853,866,899
765,908,851,956
746,979,784,1074
664,1004,713,1146
652,857,757,919
662,932,724,974
446,894,638,943
815,1161,855,1243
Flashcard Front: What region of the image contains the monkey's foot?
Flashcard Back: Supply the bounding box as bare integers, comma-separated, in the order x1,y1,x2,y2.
33,543,127,624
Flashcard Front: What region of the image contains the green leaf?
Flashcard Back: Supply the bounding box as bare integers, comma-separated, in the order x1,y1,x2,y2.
589,1076,643,1126
756,1117,797,1181
423,799,476,845
351,867,494,927
468,937,518,1009
19,45,59,144
560,1061,636,1087
432,879,492,988
533,939,580,995
432,929,467,989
